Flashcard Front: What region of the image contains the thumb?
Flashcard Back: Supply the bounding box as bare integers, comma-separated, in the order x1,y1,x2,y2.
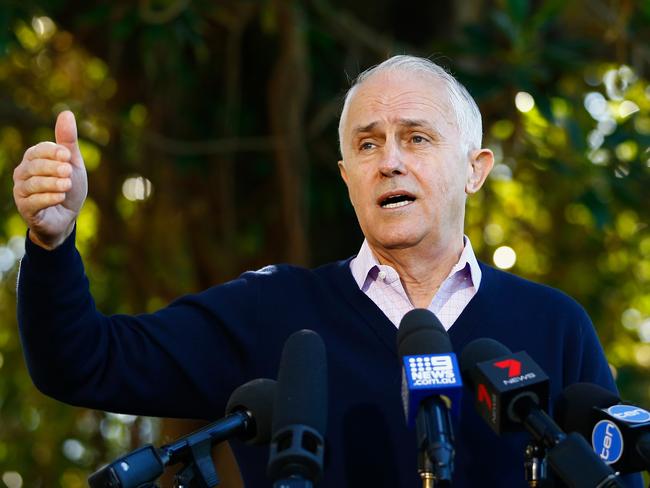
55,110,84,166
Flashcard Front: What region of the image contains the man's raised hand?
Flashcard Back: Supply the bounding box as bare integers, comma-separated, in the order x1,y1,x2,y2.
13,111,88,250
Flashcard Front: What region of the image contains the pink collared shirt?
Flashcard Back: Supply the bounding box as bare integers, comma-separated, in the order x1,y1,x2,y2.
349,238,482,330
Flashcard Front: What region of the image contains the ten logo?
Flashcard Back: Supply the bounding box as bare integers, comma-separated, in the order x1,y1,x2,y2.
591,420,623,464
606,404,650,424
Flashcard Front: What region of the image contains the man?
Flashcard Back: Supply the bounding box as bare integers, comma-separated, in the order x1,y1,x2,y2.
13,56,637,486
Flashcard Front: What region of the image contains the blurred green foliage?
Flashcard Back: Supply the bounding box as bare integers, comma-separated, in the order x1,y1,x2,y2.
0,0,649,485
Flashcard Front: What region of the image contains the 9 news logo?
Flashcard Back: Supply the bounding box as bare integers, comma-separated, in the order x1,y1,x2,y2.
407,355,458,387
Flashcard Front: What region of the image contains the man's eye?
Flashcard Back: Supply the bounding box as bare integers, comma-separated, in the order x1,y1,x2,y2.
360,142,375,150
411,135,428,144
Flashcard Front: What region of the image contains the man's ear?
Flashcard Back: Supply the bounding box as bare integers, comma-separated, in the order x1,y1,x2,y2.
338,160,349,186
465,148,494,194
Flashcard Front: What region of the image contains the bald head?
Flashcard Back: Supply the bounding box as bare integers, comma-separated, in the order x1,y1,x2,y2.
338,55,483,157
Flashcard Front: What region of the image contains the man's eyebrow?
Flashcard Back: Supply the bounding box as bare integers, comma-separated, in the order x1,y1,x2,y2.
399,118,442,138
350,119,442,137
351,121,378,136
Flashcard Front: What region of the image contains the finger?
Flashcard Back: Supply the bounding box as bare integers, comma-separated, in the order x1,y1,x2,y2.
55,111,83,166
15,176,71,198
14,159,72,180
17,192,66,218
24,142,71,162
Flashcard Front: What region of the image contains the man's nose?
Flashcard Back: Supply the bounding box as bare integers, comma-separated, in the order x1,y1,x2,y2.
378,141,406,176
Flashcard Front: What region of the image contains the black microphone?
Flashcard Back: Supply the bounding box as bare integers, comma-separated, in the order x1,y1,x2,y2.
88,378,276,488
556,382,650,474
460,338,550,435
397,309,462,487
267,329,327,487
460,338,624,488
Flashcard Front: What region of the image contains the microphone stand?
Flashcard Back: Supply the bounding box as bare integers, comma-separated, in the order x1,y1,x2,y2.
415,397,454,488
524,441,548,488
168,433,220,488
418,452,435,488
165,411,253,488
515,397,623,487
88,433,222,488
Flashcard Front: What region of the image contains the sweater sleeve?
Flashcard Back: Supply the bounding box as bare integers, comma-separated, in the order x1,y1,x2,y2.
17,230,264,420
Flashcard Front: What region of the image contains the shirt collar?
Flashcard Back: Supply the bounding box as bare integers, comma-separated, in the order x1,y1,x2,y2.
350,239,381,290
350,236,482,291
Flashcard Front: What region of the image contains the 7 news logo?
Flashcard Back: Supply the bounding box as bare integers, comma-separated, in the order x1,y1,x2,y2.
493,358,536,385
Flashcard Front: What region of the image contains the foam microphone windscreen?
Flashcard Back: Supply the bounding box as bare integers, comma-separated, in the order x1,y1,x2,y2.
459,337,511,377
554,382,621,435
397,308,450,357
225,378,277,445
272,329,327,437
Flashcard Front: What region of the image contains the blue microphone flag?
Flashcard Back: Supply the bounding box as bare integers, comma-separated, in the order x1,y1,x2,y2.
401,353,462,428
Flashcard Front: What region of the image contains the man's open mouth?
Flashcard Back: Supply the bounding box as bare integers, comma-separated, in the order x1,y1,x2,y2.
379,194,416,209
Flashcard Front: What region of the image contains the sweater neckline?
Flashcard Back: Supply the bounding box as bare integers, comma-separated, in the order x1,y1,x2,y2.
319,257,498,354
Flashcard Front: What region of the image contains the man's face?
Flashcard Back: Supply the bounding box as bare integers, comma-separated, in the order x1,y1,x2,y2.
339,70,481,253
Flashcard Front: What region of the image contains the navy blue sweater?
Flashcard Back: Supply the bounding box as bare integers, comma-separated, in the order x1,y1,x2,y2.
17,234,641,487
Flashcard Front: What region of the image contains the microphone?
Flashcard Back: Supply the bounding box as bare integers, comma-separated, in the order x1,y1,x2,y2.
267,329,327,487
459,338,550,435
88,377,276,488
460,338,623,488
555,382,650,474
397,308,462,487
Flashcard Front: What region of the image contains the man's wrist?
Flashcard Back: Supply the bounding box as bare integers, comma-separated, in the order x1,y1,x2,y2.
28,224,75,251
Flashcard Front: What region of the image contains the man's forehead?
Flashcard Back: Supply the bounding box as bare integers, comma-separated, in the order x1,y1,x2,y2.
344,71,451,127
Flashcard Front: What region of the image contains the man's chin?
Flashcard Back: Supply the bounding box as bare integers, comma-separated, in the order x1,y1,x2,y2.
360,220,436,251
380,241,420,250
369,233,424,251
